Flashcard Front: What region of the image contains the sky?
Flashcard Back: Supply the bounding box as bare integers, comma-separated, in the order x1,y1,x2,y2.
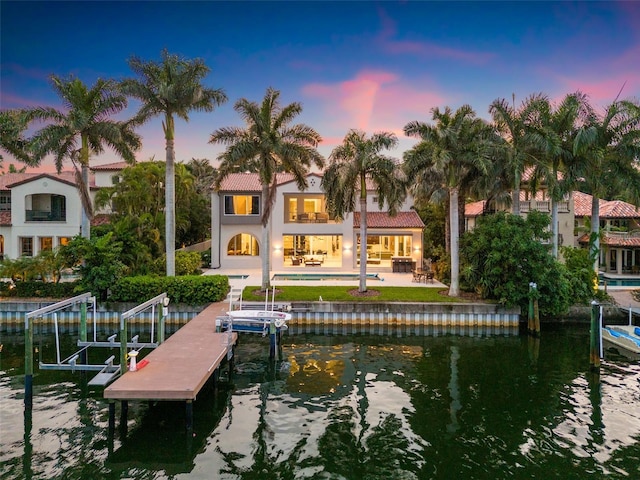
1,0,639,172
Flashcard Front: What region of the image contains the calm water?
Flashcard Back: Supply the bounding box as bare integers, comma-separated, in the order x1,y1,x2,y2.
2,325,640,479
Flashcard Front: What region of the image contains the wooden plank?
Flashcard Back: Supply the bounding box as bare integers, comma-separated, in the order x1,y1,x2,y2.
104,302,236,401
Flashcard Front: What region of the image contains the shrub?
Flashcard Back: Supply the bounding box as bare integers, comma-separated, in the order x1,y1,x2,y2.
460,211,572,317
175,251,202,276
109,275,229,305
2,280,80,298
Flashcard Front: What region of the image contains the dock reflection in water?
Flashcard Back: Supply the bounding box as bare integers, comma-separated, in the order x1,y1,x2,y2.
2,325,640,479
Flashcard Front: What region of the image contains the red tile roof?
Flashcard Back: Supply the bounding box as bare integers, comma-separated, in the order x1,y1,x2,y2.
578,232,640,247
91,161,131,171
574,191,640,218
217,172,297,191
91,214,112,227
465,200,486,217
353,211,424,228
0,171,97,189
0,211,11,226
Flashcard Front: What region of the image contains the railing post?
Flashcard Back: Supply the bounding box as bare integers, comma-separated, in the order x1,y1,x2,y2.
24,315,33,409
590,300,601,370
120,315,128,373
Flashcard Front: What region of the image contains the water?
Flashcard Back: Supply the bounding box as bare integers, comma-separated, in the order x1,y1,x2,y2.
2,325,640,479
600,278,640,287
271,273,382,281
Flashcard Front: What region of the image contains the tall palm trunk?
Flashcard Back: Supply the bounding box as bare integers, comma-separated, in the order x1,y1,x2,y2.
261,184,271,291
79,135,91,238
551,199,559,259
512,170,521,216
359,174,368,293
165,115,176,277
591,197,600,275
449,186,460,297
80,164,91,238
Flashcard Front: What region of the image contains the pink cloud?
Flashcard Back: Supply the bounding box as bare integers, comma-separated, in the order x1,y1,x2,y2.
303,69,448,138
3,63,51,82
375,7,496,65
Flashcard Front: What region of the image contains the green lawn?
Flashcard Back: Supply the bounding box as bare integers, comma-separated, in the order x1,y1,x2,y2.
240,285,462,302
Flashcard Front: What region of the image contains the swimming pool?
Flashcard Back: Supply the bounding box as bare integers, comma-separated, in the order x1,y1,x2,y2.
272,273,382,281
600,277,640,287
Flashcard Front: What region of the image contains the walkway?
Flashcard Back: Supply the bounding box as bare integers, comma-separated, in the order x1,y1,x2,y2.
104,302,236,401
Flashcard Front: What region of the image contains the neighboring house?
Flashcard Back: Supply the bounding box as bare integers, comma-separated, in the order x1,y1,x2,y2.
574,191,640,274
0,161,126,260
211,172,425,271
465,189,640,274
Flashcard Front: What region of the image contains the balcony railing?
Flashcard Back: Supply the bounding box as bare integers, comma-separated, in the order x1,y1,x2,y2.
288,212,334,223
25,210,66,222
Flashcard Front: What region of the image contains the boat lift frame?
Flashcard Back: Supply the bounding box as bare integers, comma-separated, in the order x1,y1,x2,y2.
24,292,170,408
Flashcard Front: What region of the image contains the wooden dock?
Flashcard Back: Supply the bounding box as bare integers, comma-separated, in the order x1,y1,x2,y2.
104,301,236,401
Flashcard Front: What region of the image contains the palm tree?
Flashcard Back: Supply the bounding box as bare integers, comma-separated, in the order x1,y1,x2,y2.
27,75,140,238
321,130,405,293
121,49,227,276
529,93,591,258
489,94,548,216
0,110,38,164
572,97,640,273
210,87,324,291
404,105,493,297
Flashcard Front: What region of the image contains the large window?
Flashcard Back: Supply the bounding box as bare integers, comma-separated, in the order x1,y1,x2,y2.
25,194,66,221
284,194,333,223
356,234,412,265
227,233,260,256
224,195,260,216
283,235,342,267
20,237,33,257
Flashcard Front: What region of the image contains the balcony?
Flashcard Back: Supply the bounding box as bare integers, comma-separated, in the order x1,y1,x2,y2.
290,212,332,223
25,209,66,222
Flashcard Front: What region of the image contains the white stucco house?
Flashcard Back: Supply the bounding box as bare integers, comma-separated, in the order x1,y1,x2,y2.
211,172,425,272
0,161,125,260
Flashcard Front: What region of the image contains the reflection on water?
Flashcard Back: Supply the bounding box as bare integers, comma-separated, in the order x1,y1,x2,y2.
2,326,640,479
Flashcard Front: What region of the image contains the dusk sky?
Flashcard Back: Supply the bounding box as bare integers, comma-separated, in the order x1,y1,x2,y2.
1,1,639,172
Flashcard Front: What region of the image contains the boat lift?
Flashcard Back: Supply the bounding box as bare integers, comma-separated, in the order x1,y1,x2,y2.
24,292,170,408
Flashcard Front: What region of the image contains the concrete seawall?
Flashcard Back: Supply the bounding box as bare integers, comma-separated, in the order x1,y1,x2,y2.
1,300,521,334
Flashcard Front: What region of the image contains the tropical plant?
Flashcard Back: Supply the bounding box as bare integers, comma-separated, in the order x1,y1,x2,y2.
121,49,227,276
460,211,572,317
322,130,404,293
0,109,37,164
210,87,324,291
26,75,140,238
489,93,548,216
61,233,127,301
571,97,640,273
404,105,494,296
528,93,591,258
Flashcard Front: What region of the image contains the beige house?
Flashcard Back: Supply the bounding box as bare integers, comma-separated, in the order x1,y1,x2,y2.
466,189,640,275
211,172,425,272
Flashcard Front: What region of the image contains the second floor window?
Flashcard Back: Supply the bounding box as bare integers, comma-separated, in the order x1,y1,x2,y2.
224,195,260,215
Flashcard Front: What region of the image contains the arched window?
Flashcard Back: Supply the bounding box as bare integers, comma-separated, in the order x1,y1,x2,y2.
227,234,260,256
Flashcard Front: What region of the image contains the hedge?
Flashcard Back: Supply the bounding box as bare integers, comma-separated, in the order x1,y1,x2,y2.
108,275,230,305
0,280,80,298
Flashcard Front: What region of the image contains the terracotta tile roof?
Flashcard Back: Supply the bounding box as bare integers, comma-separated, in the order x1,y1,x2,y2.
578,232,640,247
353,211,424,228
91,161,130,171
573,191,640,218
465,200,486,217
0,211,11,226
91,214,112,227
217,172,297,191
0,171,97,189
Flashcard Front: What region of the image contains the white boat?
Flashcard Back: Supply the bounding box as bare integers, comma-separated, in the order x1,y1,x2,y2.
226,309,291,328
602,325,640,357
